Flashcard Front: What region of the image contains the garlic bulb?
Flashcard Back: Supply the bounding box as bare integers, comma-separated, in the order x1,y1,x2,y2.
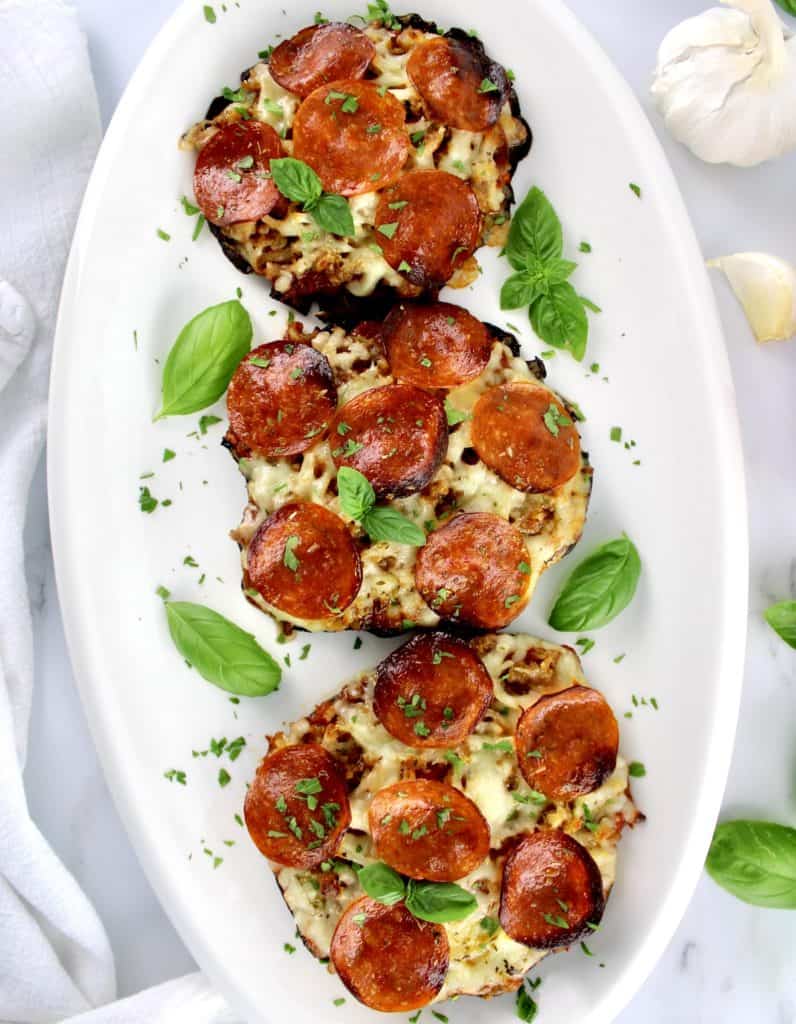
708,253,796,341
652,0,796,167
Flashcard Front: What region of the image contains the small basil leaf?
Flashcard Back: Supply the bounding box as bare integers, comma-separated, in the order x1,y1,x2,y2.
530,282,588,361
312,193,356,237
774,0,796,14
706,820,796,909
269,157,323,207
500,272,543,311
337,466,375,521
405,879,478,923
506,186,563,266
548,535,641,632
764,599,796,649
516,985,539,1023
164,601,281,696
362,507,426,547
544,257,578,285
156,300,252,419
357,862,406,906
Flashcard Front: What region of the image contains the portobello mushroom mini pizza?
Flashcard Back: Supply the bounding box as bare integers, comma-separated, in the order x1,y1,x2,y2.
244,631,642,1010
225,302,592,635
180,13,531,323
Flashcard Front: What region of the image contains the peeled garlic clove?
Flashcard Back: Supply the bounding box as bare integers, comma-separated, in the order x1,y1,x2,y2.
708,253,796,342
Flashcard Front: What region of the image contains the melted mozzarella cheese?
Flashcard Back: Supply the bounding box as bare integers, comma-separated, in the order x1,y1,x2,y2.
234,328,591,634
270,634,641,1001
180,23,528,298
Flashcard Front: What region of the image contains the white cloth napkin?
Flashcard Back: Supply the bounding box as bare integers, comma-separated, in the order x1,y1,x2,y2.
0,2,237,1022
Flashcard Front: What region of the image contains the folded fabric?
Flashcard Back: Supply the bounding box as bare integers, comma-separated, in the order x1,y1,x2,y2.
63,973,239,1024
0,0,114,1019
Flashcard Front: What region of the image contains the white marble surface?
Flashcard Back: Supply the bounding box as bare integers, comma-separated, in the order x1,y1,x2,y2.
23,0,795,1020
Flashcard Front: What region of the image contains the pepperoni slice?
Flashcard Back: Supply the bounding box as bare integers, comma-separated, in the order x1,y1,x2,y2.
499,831,605,948
331,897,449,1011
472,381,582,493
194,121,284,226
292,80,409,196
515,686,619,802
369,780,490,881
269,23,375,99
375,171,482,288
383,302,493,388
244,743,351,869
226,341,337,458
407,35,509,133
331,383,447,498
415,513,531,629
246,503,362,620
374,633,493,748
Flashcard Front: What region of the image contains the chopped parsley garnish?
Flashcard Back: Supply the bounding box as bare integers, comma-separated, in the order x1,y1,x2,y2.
504,594,520,609
284,942,296,954
482,740,514,754
581,802,599,834
163,769,186,785
580,241,592,253
610,426,622,443
378,222,399,239
333,998,346,1007
156,228,171,241
410,129,426,147
479,916,500,935
411,825,428,841
181,196,199,216
163,448,176,462
432,650,455,665
203,5,216,23
614,653,626,664
518,561,531,575
218,768,231,787
629,182,642,198
543,403,572,437
542,912,569,929
283,535,300,572
576,637,595,654
628,761,646,778
353,636,363,650
249,356,270,369
444,750,464,769
300,643,311,660
366,123,382,134
431,1014,448,1023
581,941,594,956
512,789,546,805
414,721,431,738
138,486,158,513
478,77,500,94
155,585,170,601
199,414,222,434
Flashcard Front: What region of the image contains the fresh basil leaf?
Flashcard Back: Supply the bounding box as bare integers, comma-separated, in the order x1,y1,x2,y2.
362,507,426,547
505,186,563,269
312,193,355,237
530,282,588,361
337,466,375,521
706,820,796,909
774,0,796,13
516,985,538,1023
764,600,796,648
500,272,544,311
358,862,406,906
548,535,641,631
544,258,578,284
164,601,281,696
405,879,477,923
270,157,323,207
156,300,252,419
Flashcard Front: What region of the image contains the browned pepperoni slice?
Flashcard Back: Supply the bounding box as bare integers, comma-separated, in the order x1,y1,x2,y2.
472,381,582,493
499,830,605,948
374,633,493,748
331,897,449,1011
246,503,362,620
269,23,375,99
292,80,409,196
415,513,531,629
515,686,619,802
369,780,490,882
226,341,337,458
244,743,351,869
331,383,447,498
194,121,284,226
383,302,493,388
407,36,509,133
375,170,482,288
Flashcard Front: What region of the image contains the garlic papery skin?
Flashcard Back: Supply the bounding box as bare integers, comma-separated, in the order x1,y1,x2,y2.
708,253,796,342
652,0,796,167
